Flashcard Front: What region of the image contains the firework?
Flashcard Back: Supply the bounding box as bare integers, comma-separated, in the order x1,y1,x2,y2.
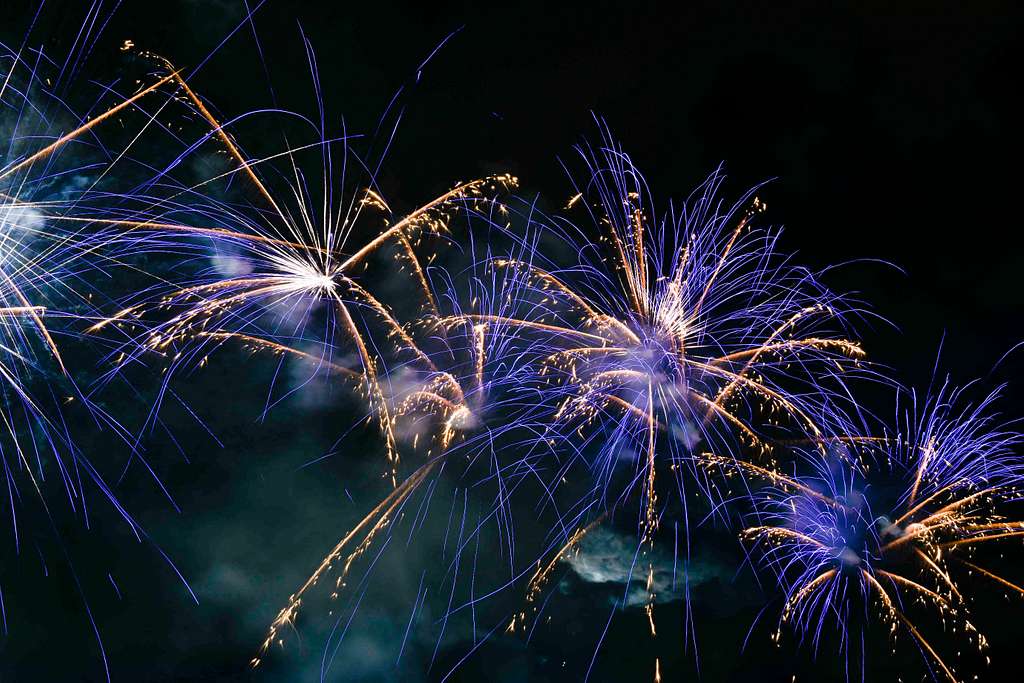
48,54,542,667
0,23,217,679
0,7,1018,683
79,55,517,485
0,38,183,546
372,124,872,681
456,126,866,521
253,214,576,668
742,381,1024,681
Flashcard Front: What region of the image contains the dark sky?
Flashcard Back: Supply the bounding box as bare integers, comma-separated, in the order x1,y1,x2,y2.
2,1,1023,681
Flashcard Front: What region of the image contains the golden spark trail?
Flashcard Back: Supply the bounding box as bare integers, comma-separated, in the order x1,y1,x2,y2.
254,459,439,667
0,72,180,182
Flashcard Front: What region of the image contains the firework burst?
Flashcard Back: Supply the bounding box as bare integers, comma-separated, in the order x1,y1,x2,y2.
414,124,875,679
0,7,1019,683
0,35,188,550
49,54,540,669
80,55,517,484
460,127,867,527
0,24,217,678
254,217,580,668
742,381,1024,681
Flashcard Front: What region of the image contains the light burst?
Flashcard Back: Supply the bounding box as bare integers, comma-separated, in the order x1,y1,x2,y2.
742,381,1024,682
0,29,207,679
459,128,867,525
423,126,873,678
80,56,517,485
1,10,1020,683
253,220,574,668
0,37,178,552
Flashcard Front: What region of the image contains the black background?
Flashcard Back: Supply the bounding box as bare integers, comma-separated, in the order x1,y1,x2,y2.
2,1,1023,681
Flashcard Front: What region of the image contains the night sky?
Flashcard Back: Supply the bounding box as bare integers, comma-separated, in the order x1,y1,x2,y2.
2,2,1023,681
